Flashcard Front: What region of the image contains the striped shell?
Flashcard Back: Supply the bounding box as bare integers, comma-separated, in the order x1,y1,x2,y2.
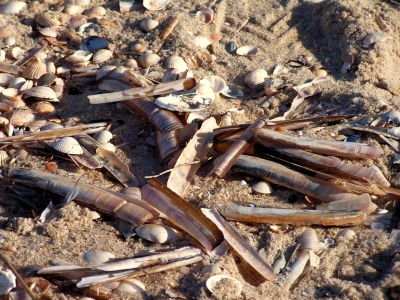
23,86,58,101
92,49,113,64
0,150,8,166
83,6,106,18
31,101,55,115
139,18,159,32
0,1,26,15
52,137,83,155
66,50,93,63
93,130,113,144
0,73,15,86
138,53,161,68
36,12,61,27
164,56,188,73
96,65,116,81
22,62,47,80
10,110,34,126
143,0,170,11
244,69,268,90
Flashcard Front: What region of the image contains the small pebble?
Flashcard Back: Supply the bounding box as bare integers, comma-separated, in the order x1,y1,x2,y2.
225,42,237,54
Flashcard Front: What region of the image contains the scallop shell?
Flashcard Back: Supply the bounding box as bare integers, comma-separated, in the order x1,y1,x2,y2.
52,137,83,155
196,7,214,24
39,27,58,37
22,61,47,80
37,73,57,87
66,15,88,29
124,58,138,69
236,45,258,56
0,150,8,166
92,49,113,64
244,69,268,90
23,86,58,101
139,18,159,32
4,36,15,47
192,36,211,48
83,251,115,265
32,101,55,115
96,65,116,81
93,130,113,144
138,53,161,68
64,4,83,15
252,181,273,194
10,110,34,126
66,50,93,63
0,73,15,86
83,6,106,18
199,75,226,94
0,1,26,15
0,269,16,295
143,0,170,11
135,224,182,244
206,275,242,297
164,56,188,73
113,279,145,293
36,12,61,27
79,36,109,52
131,43,145,53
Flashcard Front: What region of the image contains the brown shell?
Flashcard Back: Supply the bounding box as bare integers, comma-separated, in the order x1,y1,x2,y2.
22,61,47,80
9,109,34,126
35,12,61,27
31,101,55,115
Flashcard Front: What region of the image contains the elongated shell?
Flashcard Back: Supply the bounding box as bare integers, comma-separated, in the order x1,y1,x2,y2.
206,275,242,297
135,224,182,244
244,69,268,90
83,251,115,265
93,130,113,144
22,62,47,80
139,18,159,32
92,49,113,64
138,53,161,68
143,0,169,11
23,86,58,101
164,56,188,73
52,137,83,154
0,1,26,15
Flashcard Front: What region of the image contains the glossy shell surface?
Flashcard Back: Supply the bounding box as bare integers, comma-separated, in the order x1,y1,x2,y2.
236,45,258,56
52,137,83,155
94,130,113,144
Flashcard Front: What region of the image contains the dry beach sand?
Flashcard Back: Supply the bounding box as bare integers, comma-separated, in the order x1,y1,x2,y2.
1,0,400,299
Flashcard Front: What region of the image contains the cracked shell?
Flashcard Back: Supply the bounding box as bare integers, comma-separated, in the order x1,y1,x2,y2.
52,137,83,155
164,56,188,73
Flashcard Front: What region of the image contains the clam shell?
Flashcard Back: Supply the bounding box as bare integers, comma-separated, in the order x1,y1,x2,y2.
0,73,14,86
143,0,169,11
36,12,61,27
337,229,356,240
0,49,5,62
196,7,213,24
80,36,109,52
23,86,58,101
124,58,138,69
9,77,26,89
10,46,25,59
138,53,161,68
64,4,83,15
252,181,273,194
92,49,113,64
66,15,88,29
220,113,232,127
363,32,391,46
236,45,257,56
192,36,211,48
51,84,64,100
66,50,93,63
221,84,244,98
83,251,115,265
52,137,83,154
0,150,8,166
37,73,57,87
0,269,16,295
83,6,106,18
162,68,180,82
0,103,12,112
244,69,268,90
4,36,15,47
0,117,9,125
39,27,58,37
2,88,20,100
131,43,145,53
298,229,318,251
113,279,145,293
199,75,226,94
197,83,215,101
135,224,182,244
93,130,113,144
40,123,63,131
164,56,188,73
100,142,117,152
96,65,116,81
10,110,34,126
32,101,55,115
0,1,26,15
206,275,242,297
22,62,47,80
139,18,159,32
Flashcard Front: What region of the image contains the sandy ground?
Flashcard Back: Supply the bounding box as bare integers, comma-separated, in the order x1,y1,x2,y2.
1,0,400,299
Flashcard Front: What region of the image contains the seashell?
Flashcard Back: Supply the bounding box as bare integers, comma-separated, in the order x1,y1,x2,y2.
66,50,93,63
75,0,91,5
51,84,64,100
35,12,61,27
83,251,115,265
298,229,318,251
196,7,213,24
100,142,117,152
0,103,12,112
0,1,26,15
370,117,386,128
269,224,289,233
163,68,180,82
0,269,16,294
131,43,145,53
31,101,55,115
52,137,83,154
37,73,57,87
96,65,116,81
66,15,88,29
244,69,268,90
39,27,58,37
76,22,101,36
363,32,391,46
192,36,211,48
120,187,141,198
124,58,138,69
10,110,34,126
94,130,113,144
92,49,113,64
2,88,20,101
387,127,400,138
197,83,215,101
23,277,50,295
337,229,356,240
40,123,63,131
236,45,257,56
221,84,244,98
4,36,15,47
138,53,161,68
252,181,273,194
164,56,188,73
45,62,56,74
83,6,106,18
135,224,182,244
26,119,47,132
206,275,242,297
113,279,145,293
139,18,159,32
98,78,131,92
0,73,14,87
220,113,232,127
199,75,226,94
80,36,109,52
0,117,9,125
313,68,327,77
143,0,169,11
9,77,26,89
10,47,25,59
64,4,83,15
22,61,47,80
23,86,58,101
0,150,8,166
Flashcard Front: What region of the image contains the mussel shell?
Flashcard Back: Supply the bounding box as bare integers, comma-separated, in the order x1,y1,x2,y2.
52,137,83,155
80,36,109,52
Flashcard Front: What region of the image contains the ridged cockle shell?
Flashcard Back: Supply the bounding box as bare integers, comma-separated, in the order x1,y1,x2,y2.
52,137,83,155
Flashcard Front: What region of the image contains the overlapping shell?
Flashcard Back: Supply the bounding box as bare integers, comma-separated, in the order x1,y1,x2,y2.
138,53,161,68
22,62,47,80
92,49,113,64
135,224,182,244
52,137,83,155
164,56,188,73
93,130,113,144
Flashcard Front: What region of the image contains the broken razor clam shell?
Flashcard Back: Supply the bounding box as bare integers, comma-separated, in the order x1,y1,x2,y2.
52,137,83,155
221,84,244,98
155,84,215,112
135,224,183,243
206,275,242,297
83,251,115,265
199,75,226,94
0,268,16,295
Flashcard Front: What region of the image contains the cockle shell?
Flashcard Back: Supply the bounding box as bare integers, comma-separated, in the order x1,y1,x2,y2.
94,130,113,144
206,275,242,297
64,4,83,15
0,269,16,295
0,150,8,166
252,181,273,194
32,101,55,115
199,75,226,94
52,137,83,154
124,58,138,69
92,49,113,64
236,45,257,56
66,50,93,63
113,279,145,293
0,73,14,86
96,65,116,81
83,251,115,265
244,69,268,90
66,15,88,29
138,53,161,68
164,56,188,73
23,86,58,101
36,12,61,27
39,27,58,37
2,88,20,101
139,18,159,32
22,61,47,80
143,0,170,11
10,110,34,126
135,224,182,244
0,117,9,125
83,6,106,18
51,85,64,100
0,1,26,15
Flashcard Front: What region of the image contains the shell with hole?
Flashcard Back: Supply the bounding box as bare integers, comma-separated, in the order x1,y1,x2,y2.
83,251,115,265
52,137,83,155
138,53,161,68
206,275,242,297
252,181,273,194
92,49,113,64
135,224,182,244
164,56,188,73
199,75,226,94
23,86,59,102
22,62,47,80
244,69,268,91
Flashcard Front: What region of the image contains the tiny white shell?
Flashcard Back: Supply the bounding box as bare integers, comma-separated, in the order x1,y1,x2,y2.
83,251,115,265
199,75,226,94
94,130,113,144
138,53,161,68
135,224,182,244
252,181,273,194
236,45,257,56
143,0,170,11
52,137,83,154
164,56,188,73
139,18,159,32
92,49,113,64
113,279,145,293
206,275,242,297
192,36,211,48
0,269,16,295
244,69,268,90
0,1,26,15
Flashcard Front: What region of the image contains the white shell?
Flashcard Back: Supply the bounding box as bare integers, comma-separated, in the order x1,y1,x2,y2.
252,181,273,194
0,73,14,87
363,32,391,46
337,229,356,240
221,85,244,98
139,18,159,32
39,27,58,37
52,137,83,154
0,150,8,166
0,269,16,295
64,4,83,15
143,0,170,11
206,275,242,297
244,69,268,90
138,53,161,68
131,43,145,53
23,86,58,101
83,6,106,18
66,50,93,63
236,45,257,56
100,142,117,152
298,229,318,251
113,279,145,293
0,1,26,15
96,65,116,81
94,130,113,144
135,224,182,244
10,46,25,59
124,58,138,69
199,75,226,94
22,61,47,80
4,36,15,47
92,49,113,64
164,56,188,73
192,36,211,48
83,251,115,265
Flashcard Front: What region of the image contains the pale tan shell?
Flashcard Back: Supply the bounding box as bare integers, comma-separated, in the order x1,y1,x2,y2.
50,85,64,100
0,49,5,62
0,73,15,87
164,56,188,73
9,77,26,89
252,181,273,194
10,47,25,59
93,130,113,144
0,2,26,15
37,73,57,87
22,61,47,80
100,142,116,152
206,275,242,297
199,75,226,94
64,4,83,15
220,113,232,127
45,62,56,74
143,0,170,11
138,53,161,68
120,187,141,198
2,88,20,100
192,36,211,48
10,110,34,126
244,69,268,90
92,49,113,64
124,58,138,68
363,32,391,46
3,36,15,47
96,65,116,81
0,28,9,39
131,43,145,53
98,79,131,92
40,123,63,131
32,101,55,115
66,50,93,63
196,84,215,101
23,86,58,101
66,15,88,29
236,45,257,56
83,251,115,265
83,6,106,18
39,27,58,37
52,137,83,154
139,18,159,32
135,224,182,244
0,150,8,166
298,229,318,251
75,0,91,6
36,12,61,27
337,229,356,240
113,279,145,293
0,116,10,124
0,102,12,112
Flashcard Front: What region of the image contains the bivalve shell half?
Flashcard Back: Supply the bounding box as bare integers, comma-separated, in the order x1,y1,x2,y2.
164,56,188,73
143,0,169,11
199,75,226,94
138,53,161,68
0,1,26,15
139,18,159,32
93,130,113,144
10,110,34,126
2,88,20,101
39,27,58,37
83,6,106,18
40,123,63,131
36,12,61,27
83,251,115,265
96,65,116,81
192,36,211,48
135,224,182,244
23,86,58,102
252,181,273,194
221,85,244,98
37,73,57,87
236,45,258,56
52,137,83,155
66,15,88,29
0,73,14,87
22,61,47,80
244,69,268,90
80,36,109,52
10,47,25,59
0,269,16,295
46,62,56,74
9,77,26,89
64,4,83,15
31,101,55,115
66,50,93,63
92,49,113,64
206,275,242,297
124,58,138,69
113,279,145,293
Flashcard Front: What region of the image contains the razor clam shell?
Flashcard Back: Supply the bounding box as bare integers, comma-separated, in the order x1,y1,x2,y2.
155,89,213,112
143,0,169,11
316,193,373,213
199,75,226,94
52,137,83,155
206,275,242,297
0,1,26,15
83,251,115,265
164,56,188,73
23,86,58,101
135,224,182,244
96,65,117,81
93,130,113,144
92,49,113,64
